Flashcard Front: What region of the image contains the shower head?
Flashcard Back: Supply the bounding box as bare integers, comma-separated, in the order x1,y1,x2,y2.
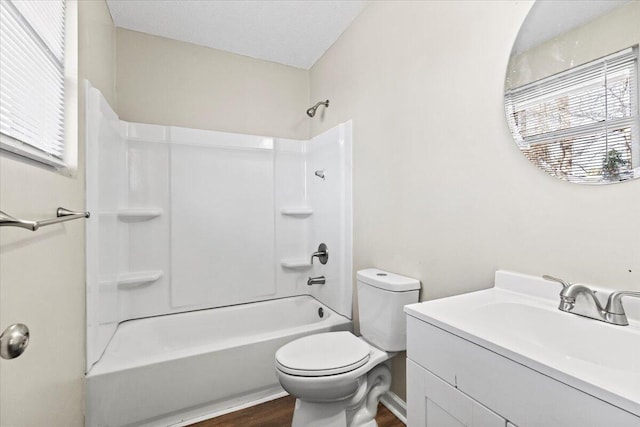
306,100,329,118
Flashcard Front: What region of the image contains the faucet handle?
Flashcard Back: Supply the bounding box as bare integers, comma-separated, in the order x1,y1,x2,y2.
310,243,328,265
542,275,571,289
604,291,640,326
605,290,640,315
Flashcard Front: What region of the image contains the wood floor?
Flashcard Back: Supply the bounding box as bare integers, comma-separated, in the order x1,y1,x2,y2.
189,395,404,427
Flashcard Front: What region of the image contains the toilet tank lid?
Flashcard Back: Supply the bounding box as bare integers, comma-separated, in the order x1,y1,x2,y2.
357,269,420,292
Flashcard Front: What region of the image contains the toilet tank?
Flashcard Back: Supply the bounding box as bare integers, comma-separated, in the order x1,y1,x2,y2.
357,269,420,352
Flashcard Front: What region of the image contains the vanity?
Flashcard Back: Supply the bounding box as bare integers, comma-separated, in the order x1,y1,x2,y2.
405,271,640,427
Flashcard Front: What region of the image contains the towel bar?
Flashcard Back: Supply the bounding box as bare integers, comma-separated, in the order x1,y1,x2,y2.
0,207,90,231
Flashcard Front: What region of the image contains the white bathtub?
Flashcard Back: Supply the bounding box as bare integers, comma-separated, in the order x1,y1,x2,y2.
86,296,351,427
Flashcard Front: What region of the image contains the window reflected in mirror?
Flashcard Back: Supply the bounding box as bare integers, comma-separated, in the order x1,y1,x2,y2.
505,0,640,184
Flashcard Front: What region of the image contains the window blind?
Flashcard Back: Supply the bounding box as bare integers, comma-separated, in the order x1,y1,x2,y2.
505,47,639,182
0,0,66,164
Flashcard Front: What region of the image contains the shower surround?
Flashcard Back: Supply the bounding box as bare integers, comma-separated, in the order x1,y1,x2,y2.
84,82,352,426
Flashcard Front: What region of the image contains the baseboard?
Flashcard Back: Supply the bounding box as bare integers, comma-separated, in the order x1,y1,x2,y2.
168,390,288,427
380,391,407,425
169,390,405,426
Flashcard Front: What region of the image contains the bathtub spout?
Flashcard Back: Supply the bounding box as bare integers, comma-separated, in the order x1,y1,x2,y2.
307,276,326,286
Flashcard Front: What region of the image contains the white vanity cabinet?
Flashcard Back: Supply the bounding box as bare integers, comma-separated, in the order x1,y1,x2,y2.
405,315,640,427
407,359,506,427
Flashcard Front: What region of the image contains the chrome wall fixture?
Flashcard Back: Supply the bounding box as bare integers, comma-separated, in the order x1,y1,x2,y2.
0,207,90,231
310,243,329,265
306,100,329,117
307,276,326,286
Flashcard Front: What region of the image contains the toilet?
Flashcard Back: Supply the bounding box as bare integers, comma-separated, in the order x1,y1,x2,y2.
275,268,420,427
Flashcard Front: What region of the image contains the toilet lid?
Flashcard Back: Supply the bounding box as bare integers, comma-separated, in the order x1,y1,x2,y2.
275,331,370,377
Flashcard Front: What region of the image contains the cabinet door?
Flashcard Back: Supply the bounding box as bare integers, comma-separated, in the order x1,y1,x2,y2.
407,359,505,427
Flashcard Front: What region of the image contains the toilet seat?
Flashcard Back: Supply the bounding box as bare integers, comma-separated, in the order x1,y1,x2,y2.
275,331,370,377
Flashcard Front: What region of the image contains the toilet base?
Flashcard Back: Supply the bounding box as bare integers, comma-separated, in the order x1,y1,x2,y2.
290,363,392,427
292,400,348,427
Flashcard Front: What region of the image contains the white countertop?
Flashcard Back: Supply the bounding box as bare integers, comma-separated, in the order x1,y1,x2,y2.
405,270,640,417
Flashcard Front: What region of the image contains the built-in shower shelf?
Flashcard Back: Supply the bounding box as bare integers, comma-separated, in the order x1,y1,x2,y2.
280,259,312,270
117,271,163,288
280,207,313,217
117,208,163,222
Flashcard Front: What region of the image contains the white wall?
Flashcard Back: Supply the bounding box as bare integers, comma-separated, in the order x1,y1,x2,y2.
309,0,640,399
116,28,310,140
0,1,115,426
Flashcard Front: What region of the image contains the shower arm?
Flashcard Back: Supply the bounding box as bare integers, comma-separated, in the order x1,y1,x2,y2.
311,100,329,109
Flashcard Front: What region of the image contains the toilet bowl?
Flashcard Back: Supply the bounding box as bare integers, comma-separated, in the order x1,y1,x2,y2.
275,269,420,427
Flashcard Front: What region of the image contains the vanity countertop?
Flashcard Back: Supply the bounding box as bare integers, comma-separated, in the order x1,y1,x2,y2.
405,270,640,417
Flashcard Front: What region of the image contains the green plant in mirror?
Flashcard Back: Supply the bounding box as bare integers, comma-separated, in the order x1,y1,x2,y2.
602,149,629,181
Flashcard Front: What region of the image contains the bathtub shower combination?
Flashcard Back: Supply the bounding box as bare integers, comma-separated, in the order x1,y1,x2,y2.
84,82,353,427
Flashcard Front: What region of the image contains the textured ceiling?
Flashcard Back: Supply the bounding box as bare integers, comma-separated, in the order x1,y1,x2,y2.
106,0,368,70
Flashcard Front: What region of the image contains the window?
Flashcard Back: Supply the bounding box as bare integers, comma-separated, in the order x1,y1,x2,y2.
0,0,67,167
505,47,639,183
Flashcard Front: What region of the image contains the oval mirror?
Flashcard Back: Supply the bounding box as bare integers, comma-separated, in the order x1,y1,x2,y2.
504,1,639,184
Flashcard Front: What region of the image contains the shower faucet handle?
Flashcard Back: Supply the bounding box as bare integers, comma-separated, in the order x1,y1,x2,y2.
310,243,328,265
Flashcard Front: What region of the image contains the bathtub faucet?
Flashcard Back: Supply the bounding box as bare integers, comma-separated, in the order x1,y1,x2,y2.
307,276,326,286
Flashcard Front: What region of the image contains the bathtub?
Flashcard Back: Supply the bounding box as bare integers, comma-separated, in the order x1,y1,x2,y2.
86,296,351,427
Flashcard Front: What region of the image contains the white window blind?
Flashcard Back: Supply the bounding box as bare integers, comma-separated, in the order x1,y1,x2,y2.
0,0,66,165
505,47,639,183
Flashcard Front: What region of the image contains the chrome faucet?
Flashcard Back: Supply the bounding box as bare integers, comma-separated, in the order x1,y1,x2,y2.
310,243,329,265
543,275,607,321
543,275,640,326
307,276,326,286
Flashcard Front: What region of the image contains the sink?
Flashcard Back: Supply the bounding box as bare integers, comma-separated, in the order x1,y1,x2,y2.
465,302,640,373
405,270,640,417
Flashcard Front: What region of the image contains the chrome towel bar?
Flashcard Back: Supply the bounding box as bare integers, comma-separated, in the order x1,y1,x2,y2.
0,207,90,231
